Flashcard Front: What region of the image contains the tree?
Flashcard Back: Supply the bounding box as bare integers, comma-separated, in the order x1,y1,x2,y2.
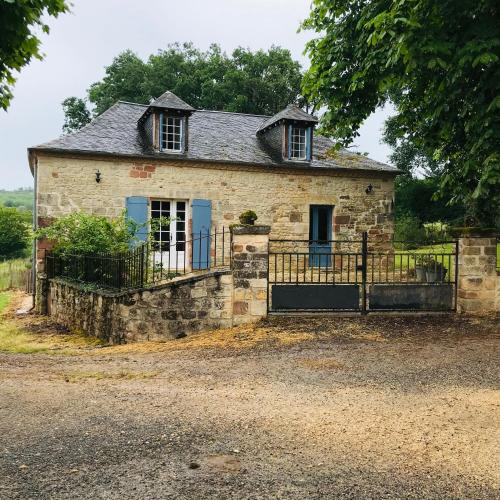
0,207,30,258
63,43,303,131
302,0,500,227
0,0,69,110
62,97,91,134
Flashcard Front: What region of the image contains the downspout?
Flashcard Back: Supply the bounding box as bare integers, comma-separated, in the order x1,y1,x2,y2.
31,156,38,307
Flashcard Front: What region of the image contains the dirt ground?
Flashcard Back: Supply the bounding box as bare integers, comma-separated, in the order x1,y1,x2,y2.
0,293,499,499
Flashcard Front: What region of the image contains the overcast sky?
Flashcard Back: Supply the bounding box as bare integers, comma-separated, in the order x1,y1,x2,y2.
0,0,392,190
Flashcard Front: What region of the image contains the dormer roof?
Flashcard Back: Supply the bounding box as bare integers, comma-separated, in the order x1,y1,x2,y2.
257,104,318,134
150,91,195,112
138,90,194,126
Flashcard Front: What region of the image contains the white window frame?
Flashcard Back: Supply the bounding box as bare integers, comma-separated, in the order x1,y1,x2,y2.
289,125,308,161
160,114,184,153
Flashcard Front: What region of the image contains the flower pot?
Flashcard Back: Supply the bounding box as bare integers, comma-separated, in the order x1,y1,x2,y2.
415,265,426,282
426,267,447,283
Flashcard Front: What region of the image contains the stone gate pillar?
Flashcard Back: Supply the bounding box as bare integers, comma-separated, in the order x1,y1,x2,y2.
457,233,498,314
230,225,271,325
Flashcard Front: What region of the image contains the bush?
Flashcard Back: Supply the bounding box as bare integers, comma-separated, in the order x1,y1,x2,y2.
394,215,427,249
239,210,258,225
0,207,30,258
36,211,139,255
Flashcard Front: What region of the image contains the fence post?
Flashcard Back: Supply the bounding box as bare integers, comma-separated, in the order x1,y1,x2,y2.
230,225,271,324
362,231,368,314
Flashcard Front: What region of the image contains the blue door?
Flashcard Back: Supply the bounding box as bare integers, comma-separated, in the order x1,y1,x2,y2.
192,199,211,270
309,205,333,267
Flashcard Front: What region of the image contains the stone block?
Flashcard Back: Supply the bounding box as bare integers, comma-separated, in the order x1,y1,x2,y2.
250,300,267,317
233,301,249,315
191,287,208,298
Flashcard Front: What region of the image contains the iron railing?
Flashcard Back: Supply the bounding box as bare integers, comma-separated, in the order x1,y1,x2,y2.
46,227,231,290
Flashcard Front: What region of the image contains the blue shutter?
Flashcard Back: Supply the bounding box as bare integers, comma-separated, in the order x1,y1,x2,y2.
192,199,211,270
126,196,149,244
287,124,292,159
306,126,312,161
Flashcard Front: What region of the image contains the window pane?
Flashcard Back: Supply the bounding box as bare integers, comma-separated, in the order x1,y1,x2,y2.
290,126,307,159
161,115,183,151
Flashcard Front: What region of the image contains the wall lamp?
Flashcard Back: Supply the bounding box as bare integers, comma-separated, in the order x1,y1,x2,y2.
95,169,102,183
365,184,373,194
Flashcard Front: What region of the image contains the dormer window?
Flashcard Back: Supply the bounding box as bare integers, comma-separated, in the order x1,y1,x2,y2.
256,104,317,163
160,114,183,152
137,91,194,153
288,124,312,161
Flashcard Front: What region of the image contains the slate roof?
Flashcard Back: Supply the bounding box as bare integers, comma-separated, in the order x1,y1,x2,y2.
257,104,318,133
149,91,194,111
29,101,397,174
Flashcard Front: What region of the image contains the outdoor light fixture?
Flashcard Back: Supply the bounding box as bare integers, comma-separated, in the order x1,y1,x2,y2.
95,169,102,183
365,184,373,194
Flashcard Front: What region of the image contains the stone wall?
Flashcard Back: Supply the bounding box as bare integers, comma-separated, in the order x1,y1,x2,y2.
457,236,499,315
45,226,272,343
35,154,395,264
48,271,233,344
231,225,270,324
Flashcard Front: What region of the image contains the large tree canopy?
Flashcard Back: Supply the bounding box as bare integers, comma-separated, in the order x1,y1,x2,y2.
62,43,304,133
0,0,69,110
303,0,500,226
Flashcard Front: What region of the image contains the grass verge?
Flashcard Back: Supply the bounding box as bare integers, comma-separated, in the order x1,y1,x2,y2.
0,291,105,355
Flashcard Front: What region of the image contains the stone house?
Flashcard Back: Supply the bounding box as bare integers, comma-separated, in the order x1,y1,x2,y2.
29,90,398,271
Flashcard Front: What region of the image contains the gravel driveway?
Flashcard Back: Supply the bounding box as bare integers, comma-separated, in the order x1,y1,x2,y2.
0,312,499,499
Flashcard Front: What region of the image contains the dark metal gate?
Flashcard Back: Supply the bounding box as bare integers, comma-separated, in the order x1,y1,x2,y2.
268,233,458,313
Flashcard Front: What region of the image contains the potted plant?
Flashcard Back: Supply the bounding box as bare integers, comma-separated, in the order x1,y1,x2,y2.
239,210,258,226
414,255,427,282
424,258,447,282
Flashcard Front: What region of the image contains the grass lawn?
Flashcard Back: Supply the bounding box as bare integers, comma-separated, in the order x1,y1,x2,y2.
0,291,104,354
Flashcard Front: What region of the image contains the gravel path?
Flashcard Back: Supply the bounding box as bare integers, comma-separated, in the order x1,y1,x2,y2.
0,313,499,499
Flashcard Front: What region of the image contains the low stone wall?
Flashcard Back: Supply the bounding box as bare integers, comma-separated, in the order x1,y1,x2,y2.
46,225,273,343
48,271,233,344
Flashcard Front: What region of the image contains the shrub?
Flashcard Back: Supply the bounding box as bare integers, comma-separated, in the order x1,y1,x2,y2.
394,215,427,249
239,210,258,225
36,211,139,255
0,207,30,258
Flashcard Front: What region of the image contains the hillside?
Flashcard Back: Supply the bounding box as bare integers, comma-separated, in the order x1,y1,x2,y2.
0,188,33,211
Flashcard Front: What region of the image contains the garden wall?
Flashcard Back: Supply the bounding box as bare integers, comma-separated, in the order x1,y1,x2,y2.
48,271,233,344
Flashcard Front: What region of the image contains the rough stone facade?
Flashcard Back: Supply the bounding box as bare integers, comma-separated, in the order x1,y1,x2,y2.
34,154,395,265
48,271,233,343
457,236,499,315
231,226,270,324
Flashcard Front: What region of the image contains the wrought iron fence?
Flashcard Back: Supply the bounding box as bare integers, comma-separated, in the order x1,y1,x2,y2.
46,227,231,290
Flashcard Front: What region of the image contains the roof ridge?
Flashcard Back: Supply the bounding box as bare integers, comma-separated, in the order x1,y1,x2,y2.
117,101,148,107
196,109,271,118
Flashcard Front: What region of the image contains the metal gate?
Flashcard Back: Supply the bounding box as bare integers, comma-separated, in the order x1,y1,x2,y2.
268,233,458,313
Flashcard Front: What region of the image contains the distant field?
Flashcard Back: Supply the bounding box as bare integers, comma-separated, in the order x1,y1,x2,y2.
0,189,33,210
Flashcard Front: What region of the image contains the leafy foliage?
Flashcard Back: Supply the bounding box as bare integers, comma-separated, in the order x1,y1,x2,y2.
302,0,500,226
239,210,258,225
62,97,91,134
35,211,139,255
395,176,465,223
0,207,30,258
0,0,69,110
62,43,303,132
